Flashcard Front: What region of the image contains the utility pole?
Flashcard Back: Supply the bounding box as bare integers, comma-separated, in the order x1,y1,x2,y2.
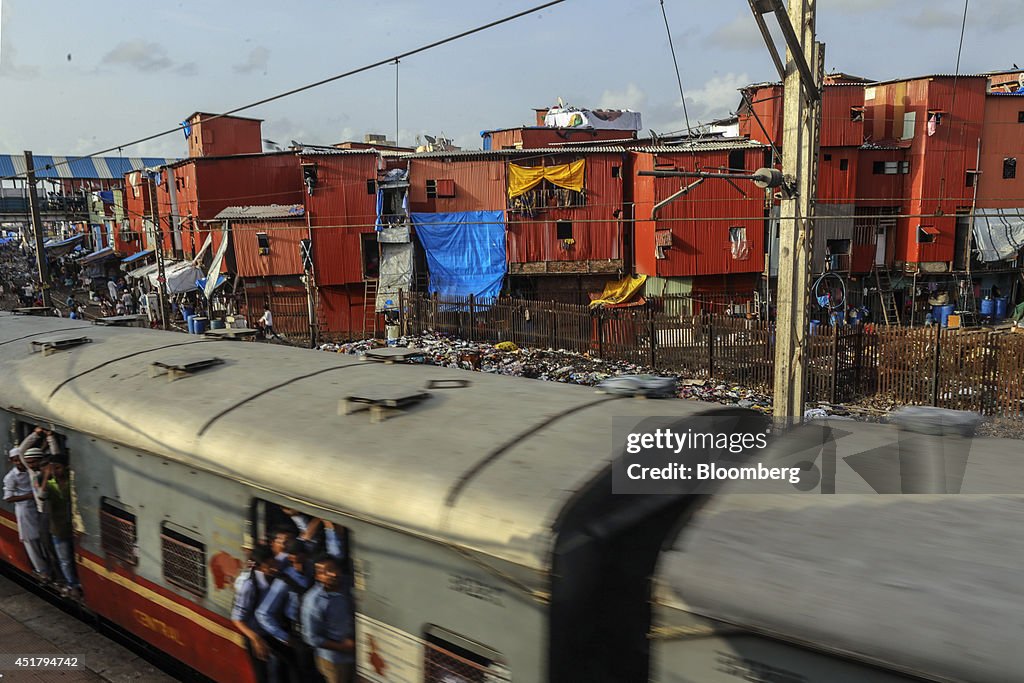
23,151,51,309
750,0,824,426
147,173,170,330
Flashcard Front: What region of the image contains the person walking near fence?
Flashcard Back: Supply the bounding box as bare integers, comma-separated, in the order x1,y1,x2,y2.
259,305,276,338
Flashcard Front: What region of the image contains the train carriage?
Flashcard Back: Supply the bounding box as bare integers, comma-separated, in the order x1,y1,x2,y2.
0,312,765,682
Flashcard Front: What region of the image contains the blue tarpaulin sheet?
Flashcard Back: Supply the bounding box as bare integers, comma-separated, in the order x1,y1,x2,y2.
411,211,505,299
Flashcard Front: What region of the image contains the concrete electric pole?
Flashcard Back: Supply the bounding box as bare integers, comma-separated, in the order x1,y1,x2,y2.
23,151,51,309
750,0,824,425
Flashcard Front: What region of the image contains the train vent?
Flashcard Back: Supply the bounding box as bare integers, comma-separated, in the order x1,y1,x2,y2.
362,347,427,364
340,385,432,423
160,523,207,597
29,336,92,356
99,498,138,567
149,357,224,382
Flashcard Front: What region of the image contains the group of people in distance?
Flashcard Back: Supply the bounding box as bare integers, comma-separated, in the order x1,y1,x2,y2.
231,510,355,683
2,426,82,598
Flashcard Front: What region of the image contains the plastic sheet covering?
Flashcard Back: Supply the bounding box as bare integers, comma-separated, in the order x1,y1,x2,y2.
377,223,411,244
589,274,647,308
376,242,414,311
507,159,585,198
411,211,506,299
543,107,642,131
972,208,1024,262
149,261,203,293
203,225,229,300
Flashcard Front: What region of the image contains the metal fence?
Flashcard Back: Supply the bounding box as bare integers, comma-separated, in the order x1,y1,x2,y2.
397,292,1024,416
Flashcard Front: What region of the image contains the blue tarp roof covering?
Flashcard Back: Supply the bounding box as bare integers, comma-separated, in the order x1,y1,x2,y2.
0,156,16,177
196,275,227,295
79,247,117,264
66,156,99,178
121,249,154,264
141,157,168,168
411,211,506,300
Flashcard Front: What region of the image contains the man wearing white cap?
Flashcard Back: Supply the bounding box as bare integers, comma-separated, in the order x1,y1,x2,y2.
3,434,52,580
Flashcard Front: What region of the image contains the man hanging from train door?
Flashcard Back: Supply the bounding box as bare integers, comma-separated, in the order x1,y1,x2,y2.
37,432,83,599
3,430,53,581
232,544,283,683
302,553,355,683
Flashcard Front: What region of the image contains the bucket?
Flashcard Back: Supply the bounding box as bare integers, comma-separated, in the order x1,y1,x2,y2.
210,319,226,330
995,297,1008,320
933,304,955,327
980,297,995,317
809,320,821,335
186,314,197,334
192,316,208,334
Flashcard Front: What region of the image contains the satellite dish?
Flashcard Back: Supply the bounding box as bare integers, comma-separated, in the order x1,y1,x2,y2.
425,135,436,144
1018,72,1024,89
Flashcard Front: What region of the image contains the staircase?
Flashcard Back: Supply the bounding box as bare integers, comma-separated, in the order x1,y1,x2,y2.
874,268,900,326
362,279,379,339
952,272,978,326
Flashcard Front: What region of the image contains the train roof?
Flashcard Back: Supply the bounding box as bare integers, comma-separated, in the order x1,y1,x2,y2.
657,418,1024,682
0,313,716,575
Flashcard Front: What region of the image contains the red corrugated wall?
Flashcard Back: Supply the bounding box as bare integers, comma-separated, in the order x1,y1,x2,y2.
738,85,783,146
506,153,626,263
820,86,865,148
407,158,506,213
976,95,1024,210
120,171,152,254
302,152,381,286
630,153,657,276
818,147,859,202
232,219,306,277
639,149,766,277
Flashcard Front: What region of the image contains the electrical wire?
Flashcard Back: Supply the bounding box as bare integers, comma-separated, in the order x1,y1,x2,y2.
937,0,971,208
0,0,567,183
658,0,694,138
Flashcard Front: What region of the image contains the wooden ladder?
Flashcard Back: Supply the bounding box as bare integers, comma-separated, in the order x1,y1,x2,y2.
875,268,900,326
362,279,379,339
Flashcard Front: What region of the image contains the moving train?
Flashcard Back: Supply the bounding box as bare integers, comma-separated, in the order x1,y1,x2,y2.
0,312,1015,682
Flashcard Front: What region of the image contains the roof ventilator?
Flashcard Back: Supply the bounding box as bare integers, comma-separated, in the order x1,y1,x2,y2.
30,336,92,357
340,385,432,423
150,357,224,382
362,347,427,364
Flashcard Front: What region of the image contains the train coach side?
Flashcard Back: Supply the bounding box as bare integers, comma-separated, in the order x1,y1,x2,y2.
0,313,769,682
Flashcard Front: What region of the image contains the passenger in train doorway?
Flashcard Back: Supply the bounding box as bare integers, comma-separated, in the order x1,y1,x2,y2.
302,553,356,683
256,536,321,683
37,445,83,599
231,544,282,683
4,429,53,582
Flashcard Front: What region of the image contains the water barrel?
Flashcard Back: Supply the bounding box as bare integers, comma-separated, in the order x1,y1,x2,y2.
995,297,1008,320
192,316,208,334
933,304,955,327
980,297,995,317
181,306,194,321
210,319,226,330
186,314,197,334
809,320,821,335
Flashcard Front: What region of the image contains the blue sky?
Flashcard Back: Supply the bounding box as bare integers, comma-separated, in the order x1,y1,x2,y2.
0,0,1018,159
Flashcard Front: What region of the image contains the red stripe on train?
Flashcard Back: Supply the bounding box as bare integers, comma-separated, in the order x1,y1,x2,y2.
0,510,254,683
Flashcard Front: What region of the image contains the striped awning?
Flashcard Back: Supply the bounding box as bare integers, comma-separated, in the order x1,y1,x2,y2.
0,154,178,180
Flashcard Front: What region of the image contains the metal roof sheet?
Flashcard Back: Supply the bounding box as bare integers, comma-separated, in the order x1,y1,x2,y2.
214,204,305,220
0,314,728,573
405,145,628,159
0,154,176,180
627,141,768,153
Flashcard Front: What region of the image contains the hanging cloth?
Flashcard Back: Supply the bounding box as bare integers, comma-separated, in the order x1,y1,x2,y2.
507,159,585,198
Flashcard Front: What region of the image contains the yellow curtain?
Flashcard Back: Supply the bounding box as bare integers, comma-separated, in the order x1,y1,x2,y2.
507,159,585,198
589,274,647,308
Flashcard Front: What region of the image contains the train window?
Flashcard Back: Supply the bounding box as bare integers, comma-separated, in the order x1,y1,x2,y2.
423,626,509,682
100,498,138,566
161,523,207,597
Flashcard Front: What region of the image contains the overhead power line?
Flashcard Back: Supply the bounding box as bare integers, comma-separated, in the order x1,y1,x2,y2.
0,0,567,182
